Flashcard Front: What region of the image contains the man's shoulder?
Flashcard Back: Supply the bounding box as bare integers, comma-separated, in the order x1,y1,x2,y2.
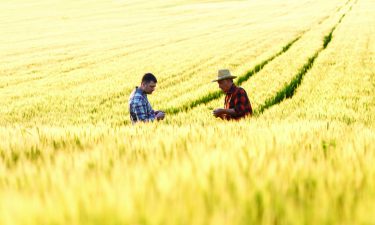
129,88,145,100
235,86,247,94
130,93,145,101
130,90,143,97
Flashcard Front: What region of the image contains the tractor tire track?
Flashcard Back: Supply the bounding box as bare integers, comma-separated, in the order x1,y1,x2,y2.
161,0,353,115
254,0,357,116
90,0,352,117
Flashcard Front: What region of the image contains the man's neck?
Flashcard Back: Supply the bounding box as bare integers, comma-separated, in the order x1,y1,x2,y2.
226,83,236,94
135,86,146,95
138,86,146,93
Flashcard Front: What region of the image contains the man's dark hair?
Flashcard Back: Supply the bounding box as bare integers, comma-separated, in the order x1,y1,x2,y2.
142,73,157,84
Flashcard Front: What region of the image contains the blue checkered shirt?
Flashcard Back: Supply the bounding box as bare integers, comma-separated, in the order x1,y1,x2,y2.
129,87,155,123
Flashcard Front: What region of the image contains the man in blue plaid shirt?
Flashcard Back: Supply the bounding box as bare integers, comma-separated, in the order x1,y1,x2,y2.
129,73,165,123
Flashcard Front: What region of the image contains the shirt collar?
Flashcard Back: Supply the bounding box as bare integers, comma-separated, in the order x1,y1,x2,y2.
227,83,237,94
135,86,146,96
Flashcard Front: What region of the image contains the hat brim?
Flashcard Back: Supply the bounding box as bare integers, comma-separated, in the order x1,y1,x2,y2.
211,75,237,82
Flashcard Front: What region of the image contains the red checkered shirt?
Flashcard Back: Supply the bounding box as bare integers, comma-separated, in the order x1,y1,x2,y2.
224,84,253,120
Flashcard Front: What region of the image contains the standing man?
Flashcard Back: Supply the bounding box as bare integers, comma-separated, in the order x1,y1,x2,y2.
212,69,253,120
129,73,165,123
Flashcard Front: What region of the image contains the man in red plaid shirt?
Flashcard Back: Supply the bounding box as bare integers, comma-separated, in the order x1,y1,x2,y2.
212,69,253,120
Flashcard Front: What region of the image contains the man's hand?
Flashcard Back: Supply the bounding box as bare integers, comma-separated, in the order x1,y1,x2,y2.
155,110,165,120
213,108,226,118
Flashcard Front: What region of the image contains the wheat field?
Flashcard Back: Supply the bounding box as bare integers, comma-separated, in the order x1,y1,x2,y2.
1,0,375,224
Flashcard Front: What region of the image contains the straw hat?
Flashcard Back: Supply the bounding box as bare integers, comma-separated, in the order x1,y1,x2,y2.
211,69,237,82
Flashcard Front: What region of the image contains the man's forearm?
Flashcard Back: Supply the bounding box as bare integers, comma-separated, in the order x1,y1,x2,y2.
224,108,237,116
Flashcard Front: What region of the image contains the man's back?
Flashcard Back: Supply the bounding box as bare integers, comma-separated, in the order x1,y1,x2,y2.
224,85,252,120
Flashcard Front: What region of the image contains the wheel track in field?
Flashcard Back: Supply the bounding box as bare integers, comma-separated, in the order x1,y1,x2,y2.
163,36,302,114
161,0,353,115
93,28,306,113
254,0,358,116
92,34,302,116
90,0,352,118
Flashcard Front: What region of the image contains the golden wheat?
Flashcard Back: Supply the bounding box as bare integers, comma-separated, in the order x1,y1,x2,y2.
1,0,374,224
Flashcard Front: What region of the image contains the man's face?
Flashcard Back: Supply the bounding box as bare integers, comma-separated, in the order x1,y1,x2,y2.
217,79,232,93
141,81,156,94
